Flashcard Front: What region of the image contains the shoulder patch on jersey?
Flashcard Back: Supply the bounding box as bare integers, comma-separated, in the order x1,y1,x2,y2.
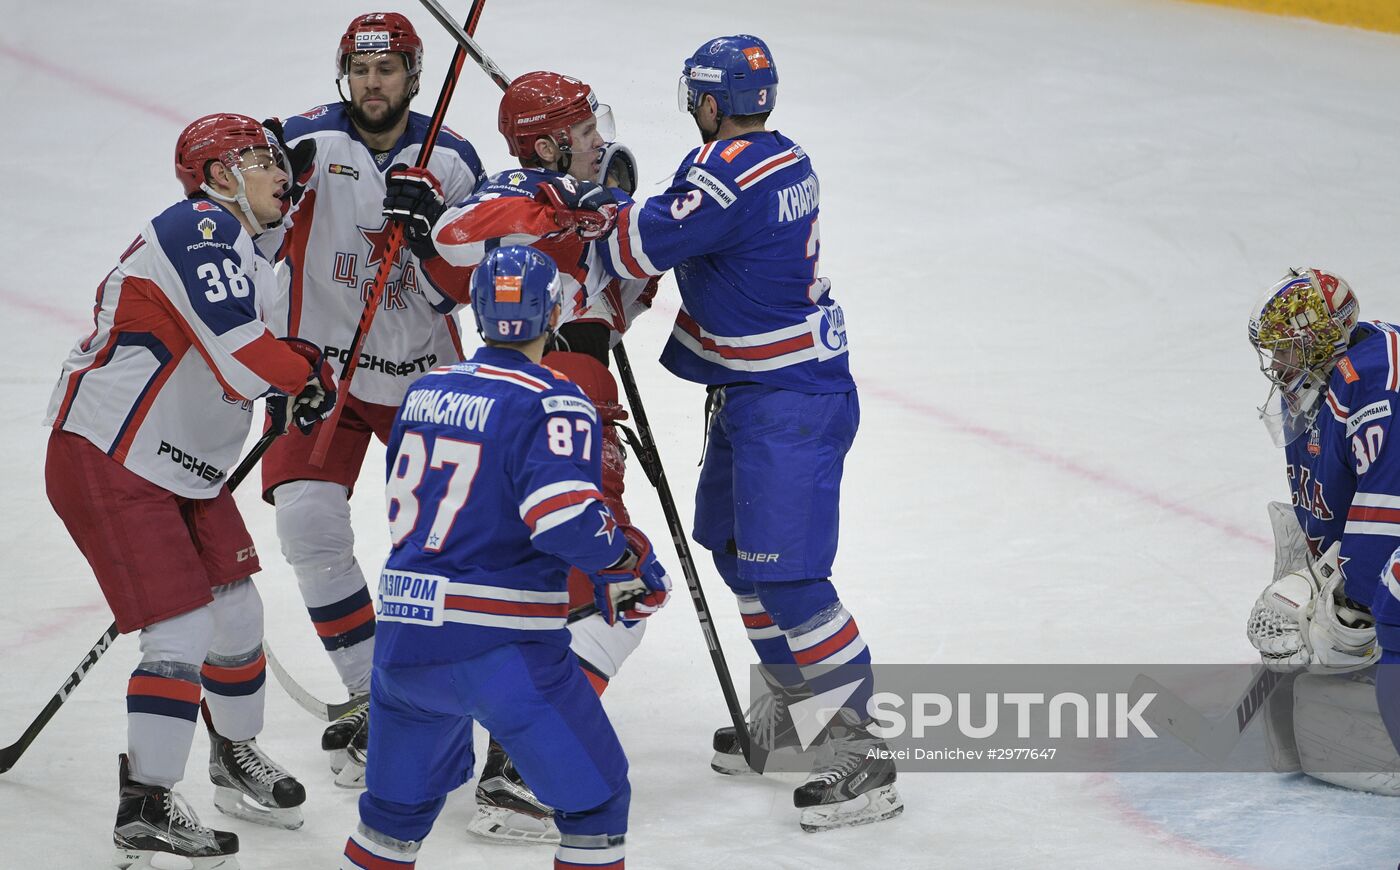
1338,357,1359,384
720,140,752,163
507,171,529,188
298,105,330,121
1346,399,1392,438
686,165,737,209
541,393,598,422
328,163,360,180
192,200,220,213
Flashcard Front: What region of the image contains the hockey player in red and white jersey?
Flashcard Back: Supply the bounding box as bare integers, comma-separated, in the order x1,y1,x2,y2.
259,11,486,785
44,114,337,868
380,70,657,843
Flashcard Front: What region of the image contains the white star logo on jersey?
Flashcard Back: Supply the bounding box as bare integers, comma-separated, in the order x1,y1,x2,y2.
427,533,441,549
595,509,618,546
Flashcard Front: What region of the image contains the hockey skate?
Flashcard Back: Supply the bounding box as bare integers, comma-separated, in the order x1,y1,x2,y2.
207,731,306,830
322,696,368,788
114,754,240,869
793,715,904,833
465,738,560,845
712,670,816,775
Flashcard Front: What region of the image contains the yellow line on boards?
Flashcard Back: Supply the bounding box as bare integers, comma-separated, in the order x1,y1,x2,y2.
1184,0,1400,34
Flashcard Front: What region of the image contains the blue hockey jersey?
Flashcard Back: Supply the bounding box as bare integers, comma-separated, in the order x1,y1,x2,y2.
598,131,853,393
1283,322,1400,625
373,346,629,665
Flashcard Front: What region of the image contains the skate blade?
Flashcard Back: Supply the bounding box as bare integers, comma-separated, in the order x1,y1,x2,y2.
798,783,904,833
115,847,241,869
334,757,367,789
466,805,561,846
213,786,305,831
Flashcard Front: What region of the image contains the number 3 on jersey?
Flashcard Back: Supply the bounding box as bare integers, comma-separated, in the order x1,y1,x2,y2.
387,433,483,551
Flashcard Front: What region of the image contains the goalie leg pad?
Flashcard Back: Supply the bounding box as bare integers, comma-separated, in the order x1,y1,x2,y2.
1293,670,1400,795
1262,671,1301,773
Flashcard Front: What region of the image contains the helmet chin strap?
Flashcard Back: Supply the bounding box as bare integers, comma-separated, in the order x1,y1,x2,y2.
200,167,266,233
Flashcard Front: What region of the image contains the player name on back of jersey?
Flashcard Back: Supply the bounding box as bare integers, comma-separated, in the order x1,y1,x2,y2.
399,388,496,432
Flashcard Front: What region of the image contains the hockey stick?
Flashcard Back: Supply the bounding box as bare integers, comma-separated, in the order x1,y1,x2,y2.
308,0,487,467
1129,665,1285,763
0,428,279,775
610,353,756,770
263,641,362,721
416,0,758,771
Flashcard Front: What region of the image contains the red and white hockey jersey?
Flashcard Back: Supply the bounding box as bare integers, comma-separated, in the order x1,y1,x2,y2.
273,103,486,406
45,200,313,498
430,167,656,340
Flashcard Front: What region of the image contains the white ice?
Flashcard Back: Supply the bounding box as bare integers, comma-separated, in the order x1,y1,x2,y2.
3,0,1400,867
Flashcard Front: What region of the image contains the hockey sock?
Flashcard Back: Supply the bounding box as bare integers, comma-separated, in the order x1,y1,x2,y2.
554,782,628,870
357,793,447,847
276,480,376,694
554,833,625,869
127,605,215,787
713,551,798,674
759,579,874,720
202,578,266,741
343,822,422,869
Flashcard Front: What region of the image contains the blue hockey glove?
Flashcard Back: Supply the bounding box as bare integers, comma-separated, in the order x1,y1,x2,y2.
590,525,672,625
266,337,337,435
383,163,445,260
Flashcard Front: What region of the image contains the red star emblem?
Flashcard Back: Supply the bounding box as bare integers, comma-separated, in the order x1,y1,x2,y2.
595,509,618,546
358,220,407,270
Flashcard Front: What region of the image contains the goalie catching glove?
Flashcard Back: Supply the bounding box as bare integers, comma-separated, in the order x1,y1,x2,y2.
590,525,671,625
1247,540,1379,673
266,337,337,435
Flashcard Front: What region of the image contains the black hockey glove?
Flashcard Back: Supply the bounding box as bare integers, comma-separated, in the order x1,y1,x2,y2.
267,338,338,435
261,118,316,209
535,176,619,241
382,163,445,261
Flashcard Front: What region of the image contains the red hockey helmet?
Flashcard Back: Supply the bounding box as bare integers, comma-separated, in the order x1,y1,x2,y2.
498,71,612,159
336,12,423,77
174,113,284,197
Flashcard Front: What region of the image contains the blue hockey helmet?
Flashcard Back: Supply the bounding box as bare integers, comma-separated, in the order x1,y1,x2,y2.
679,35,778,117
470,245,562,343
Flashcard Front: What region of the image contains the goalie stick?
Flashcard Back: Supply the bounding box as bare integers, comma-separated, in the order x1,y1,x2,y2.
414,0,758,770
0,428,279,775
1129,665,1285,764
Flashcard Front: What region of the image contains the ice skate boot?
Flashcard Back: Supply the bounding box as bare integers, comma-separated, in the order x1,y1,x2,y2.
113,754,240,869
793,715,904,832
208,731,306,830
466,738,559,845
321,695,368,788
712,669,815,775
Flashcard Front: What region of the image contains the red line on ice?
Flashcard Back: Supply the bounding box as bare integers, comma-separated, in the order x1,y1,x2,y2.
0,41,188,125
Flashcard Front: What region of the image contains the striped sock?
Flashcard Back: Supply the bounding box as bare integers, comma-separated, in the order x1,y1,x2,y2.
202,647,267,741
736,594,798,672
342,826,418,869
126,664,201,787
785,604,873,714
308,587,376,693
555,832,625,869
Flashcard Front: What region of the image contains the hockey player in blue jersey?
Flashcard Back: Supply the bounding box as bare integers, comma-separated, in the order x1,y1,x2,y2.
338,245,670,870
594,35,902,831
1244,267,1400,793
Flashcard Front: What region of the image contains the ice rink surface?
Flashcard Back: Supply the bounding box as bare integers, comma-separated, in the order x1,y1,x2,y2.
3,0,1400,867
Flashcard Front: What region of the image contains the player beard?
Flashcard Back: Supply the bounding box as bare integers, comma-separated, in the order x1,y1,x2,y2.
694,112,720,145
350,92,412,135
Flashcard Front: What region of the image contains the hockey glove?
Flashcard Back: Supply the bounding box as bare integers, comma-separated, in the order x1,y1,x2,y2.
261,118,316,211
590,525,671,625
535,177,619,241
267,337,337,435
599,142,639,196
383,164,446,261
